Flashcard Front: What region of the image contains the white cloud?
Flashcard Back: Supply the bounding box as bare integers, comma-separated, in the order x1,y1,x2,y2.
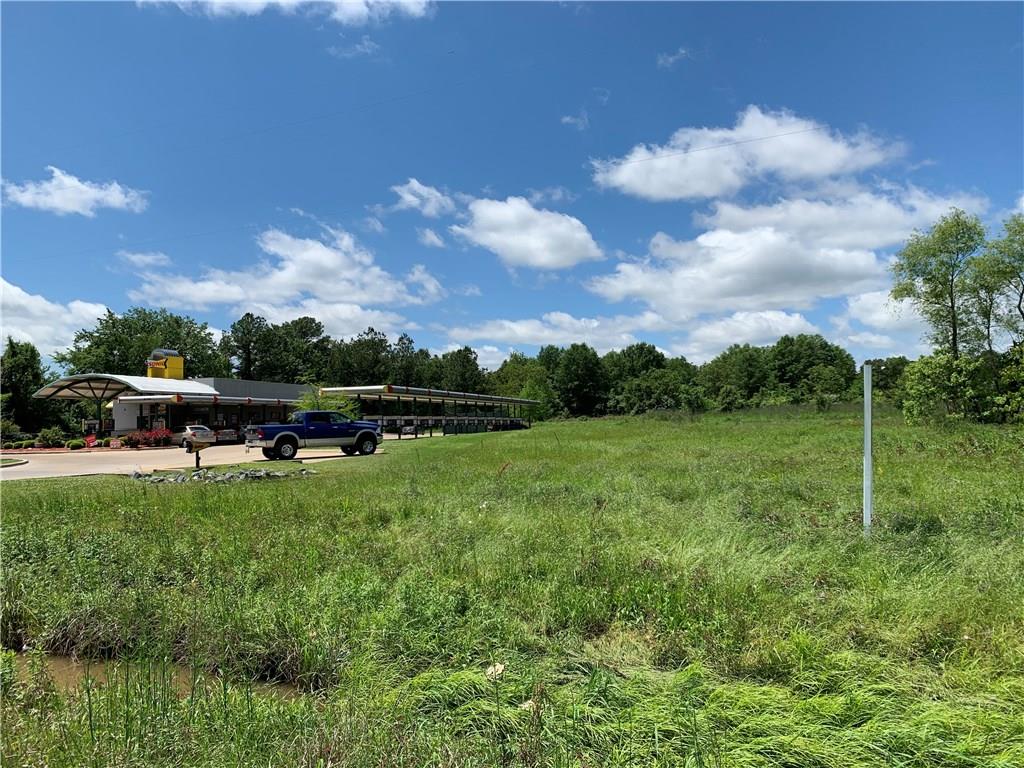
589,182,983,322
656,47,690,69
454,284,481,297
448,310,670,354
845,331,897,349
450,196,604,270
173,1,431,25
671,310,818,363
363,215,386,233
701,184,988,251
118,250,172,268
0,279,107,356
327,34,380,58
244,298,407,338
561,109,589,131
527,186,578,206
590,227,885,322
129,224,445,310
844,289,925,333
417,227,445,248
592,105,902,201
390,178,455,217
592,87,611,106
3,166,147,217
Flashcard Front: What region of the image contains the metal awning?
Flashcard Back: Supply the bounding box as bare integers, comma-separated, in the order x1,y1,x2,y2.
321,384,539,406
117,394,298,405
34,374,219,401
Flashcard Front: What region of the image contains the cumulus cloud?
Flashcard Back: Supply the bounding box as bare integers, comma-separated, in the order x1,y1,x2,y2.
3,166,147,217
527,185,578,205
592,105,902,201
448,310,670,353
128,224,445,311
118,250,172,268
172,0,431,25
0,279,107,356
656,47,690,69
390,178,455,217
244,298,407,338
417,227,445,248
450,196,604,270
844,289,925,334
589,182,983,322
701,184,988,251
590,227,885,322
671,310,818,363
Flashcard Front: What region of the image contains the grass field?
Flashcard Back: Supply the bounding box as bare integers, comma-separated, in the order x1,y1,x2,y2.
2,407,1023,766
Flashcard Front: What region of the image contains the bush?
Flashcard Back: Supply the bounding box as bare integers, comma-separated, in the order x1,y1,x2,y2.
122,432,143,448
2,442,13,450
148,427,173,446
65,439,86,450
35,427,65,448
101,437,112,448
16,439,35,449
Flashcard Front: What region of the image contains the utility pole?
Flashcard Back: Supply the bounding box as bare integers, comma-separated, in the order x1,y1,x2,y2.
863,364,872,536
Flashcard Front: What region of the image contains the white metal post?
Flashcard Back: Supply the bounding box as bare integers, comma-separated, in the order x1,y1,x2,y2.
863,363,872,536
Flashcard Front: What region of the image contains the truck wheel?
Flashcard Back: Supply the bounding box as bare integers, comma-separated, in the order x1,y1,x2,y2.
277,439,298,460
261,447,278,460
358,435,377,456
341,447,356,456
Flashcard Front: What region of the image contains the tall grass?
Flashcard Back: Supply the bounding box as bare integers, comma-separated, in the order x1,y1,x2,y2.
3,410,1023,766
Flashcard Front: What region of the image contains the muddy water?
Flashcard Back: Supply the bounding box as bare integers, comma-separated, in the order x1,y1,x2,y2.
12,652,300,701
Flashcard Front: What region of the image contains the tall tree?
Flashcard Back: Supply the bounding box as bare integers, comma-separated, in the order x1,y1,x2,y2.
54,308,231,377
219,312,269,379
255,317,329,383
328,328,391,385
602,342,666,384
891,208,986,359
436,346,487,393
986,213,1024,342
1,338,50,432
554,343,607,416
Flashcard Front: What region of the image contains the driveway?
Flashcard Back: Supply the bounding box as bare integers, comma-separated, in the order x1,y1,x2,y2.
0,443,371,481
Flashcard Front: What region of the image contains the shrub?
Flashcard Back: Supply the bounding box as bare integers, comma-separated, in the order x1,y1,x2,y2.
16,439,35,449
2,442,13,450
122,432,143,448
147,427,173,446
65,439,86,450
35,427,65,448
101,437,112,448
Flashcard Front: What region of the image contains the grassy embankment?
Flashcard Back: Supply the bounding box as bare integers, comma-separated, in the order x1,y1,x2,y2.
2,408,1023,766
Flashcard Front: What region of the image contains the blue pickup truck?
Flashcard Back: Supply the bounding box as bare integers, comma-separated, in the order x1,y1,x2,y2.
246,410,382,460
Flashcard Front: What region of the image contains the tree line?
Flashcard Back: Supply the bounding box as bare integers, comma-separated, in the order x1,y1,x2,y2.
2,209,1021,436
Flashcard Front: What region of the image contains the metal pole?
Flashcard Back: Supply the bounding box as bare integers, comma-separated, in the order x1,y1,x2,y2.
863,364,872,537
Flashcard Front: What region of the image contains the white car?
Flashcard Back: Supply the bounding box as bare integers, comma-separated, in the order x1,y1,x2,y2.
176,425,215,448
214,428,239,443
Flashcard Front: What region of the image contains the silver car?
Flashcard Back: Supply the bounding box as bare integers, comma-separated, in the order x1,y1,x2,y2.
176,424,215,449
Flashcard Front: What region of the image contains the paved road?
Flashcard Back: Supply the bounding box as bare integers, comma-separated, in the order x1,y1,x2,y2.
0,443,370,481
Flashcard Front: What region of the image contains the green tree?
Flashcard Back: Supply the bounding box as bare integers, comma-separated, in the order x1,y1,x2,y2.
489,352,547,398
328,328,391,386
554,343,607,416
219,312,269,379
54,308,230,377
985,213,1024,343
698,344,770,402
536,345,564,377
771,334,856,397
1,338,51,433
436,346,487,393
519,376,559,421
613,368,684,414
387,333,426,386
293,381,358,418
602,342,666,384
891,208,986,359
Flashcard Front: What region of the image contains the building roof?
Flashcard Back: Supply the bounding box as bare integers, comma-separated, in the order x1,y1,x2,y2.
34,374,219,401
322,384,539,406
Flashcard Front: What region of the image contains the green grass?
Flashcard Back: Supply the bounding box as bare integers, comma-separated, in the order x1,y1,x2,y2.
3,408,1023,766
1,457,26,466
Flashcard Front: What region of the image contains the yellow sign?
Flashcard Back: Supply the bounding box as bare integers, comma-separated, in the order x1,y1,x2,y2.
146,352,184,379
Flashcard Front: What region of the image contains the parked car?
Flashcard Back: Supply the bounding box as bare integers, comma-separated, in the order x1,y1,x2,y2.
245,410,381,460
214,428,239,443
174,425,216,449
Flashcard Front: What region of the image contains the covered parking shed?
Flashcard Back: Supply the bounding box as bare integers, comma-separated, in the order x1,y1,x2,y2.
322,384,539,436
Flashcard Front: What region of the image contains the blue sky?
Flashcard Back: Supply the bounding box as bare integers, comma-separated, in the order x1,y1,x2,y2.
3,1,1022,370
